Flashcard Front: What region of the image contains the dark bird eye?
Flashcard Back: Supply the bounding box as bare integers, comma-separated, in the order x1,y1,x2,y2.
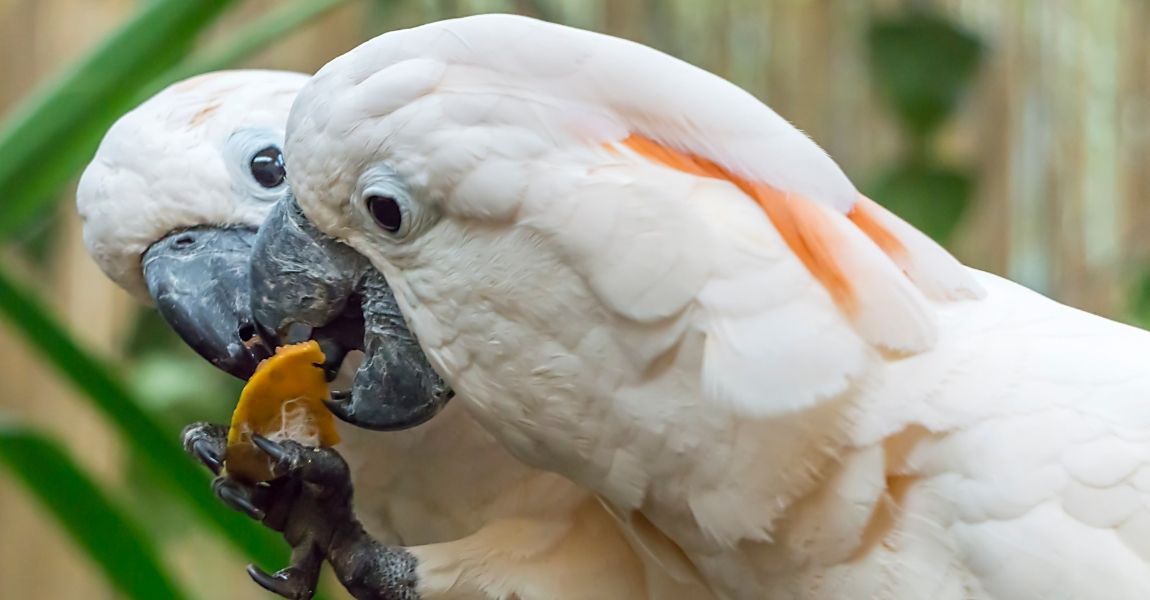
366,194,403,233
249,146,285,188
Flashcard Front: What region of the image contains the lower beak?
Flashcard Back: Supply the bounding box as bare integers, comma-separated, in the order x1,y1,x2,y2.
143,227,264,380
330,269,453,430
249,194,451,430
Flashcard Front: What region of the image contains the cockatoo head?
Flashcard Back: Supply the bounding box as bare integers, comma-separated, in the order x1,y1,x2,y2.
251,13,735,428
249,14,981,429
78,69,451,429
247,15,599,429
78,70,305,378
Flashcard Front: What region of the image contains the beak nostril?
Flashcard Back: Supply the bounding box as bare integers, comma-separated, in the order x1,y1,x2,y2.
172,233,197,249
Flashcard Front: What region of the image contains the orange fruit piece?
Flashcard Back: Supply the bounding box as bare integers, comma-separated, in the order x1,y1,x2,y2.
223,340,340,482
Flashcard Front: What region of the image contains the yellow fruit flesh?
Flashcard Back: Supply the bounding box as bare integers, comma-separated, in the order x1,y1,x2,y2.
224,340,340,482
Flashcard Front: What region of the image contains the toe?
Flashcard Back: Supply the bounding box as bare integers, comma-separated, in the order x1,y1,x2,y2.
212,477,266,521
191,439,223,474
181,422,227,473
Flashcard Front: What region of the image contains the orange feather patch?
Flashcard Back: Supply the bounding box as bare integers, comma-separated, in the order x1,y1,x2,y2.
618,134,858,311
847,196,908,266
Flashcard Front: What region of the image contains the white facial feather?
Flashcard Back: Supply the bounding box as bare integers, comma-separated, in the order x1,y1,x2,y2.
77,69,307,301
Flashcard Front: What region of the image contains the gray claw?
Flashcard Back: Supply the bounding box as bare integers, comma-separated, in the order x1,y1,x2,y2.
192,439,222,474
252,434,293,476
181,422,227,474
246,564,315,600
213,477,266,521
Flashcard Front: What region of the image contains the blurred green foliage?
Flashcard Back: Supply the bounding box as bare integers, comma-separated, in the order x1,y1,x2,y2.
0,0,352,597
1127,273,1150,330
0,266,286,593
865,8,984,245
0,0,238,241
0,425,189,600
868,163,974,247
867,11,984,142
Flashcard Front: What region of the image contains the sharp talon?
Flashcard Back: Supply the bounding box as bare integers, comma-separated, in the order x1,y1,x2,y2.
246,564,314,600
192,439,222,474
217,482,266,521
324,397,355,425
246,564,279,591
247,564,293,598
252,434,291,471
329,389,349,401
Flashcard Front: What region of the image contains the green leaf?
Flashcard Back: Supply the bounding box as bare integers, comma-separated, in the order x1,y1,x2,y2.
166,0,350,82
867,11,984,140
1,0,354,245
0,424,189,600
0,266,287,570
866,162,973,246
1127,271,1150,329
0,0,238,242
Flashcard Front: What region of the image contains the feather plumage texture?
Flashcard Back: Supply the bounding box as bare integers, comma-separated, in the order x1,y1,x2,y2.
80,69,715,600
284,13,1150,599
78,69,307,301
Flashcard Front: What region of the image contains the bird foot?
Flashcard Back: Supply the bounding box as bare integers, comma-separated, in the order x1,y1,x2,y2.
180,422,420,600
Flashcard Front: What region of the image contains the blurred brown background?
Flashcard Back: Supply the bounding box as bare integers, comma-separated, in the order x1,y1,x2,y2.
0,0,1147,597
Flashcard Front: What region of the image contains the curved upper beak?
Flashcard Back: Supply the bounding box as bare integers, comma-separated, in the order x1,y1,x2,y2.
143,227,264,380
248,195,451,431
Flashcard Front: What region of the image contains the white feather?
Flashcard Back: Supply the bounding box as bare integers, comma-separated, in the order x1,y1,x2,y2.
81,69,716,599
285,14,1150,599
77,70,306,301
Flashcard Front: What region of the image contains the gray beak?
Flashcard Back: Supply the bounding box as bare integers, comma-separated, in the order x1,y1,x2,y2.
143,227,265,380
248,194,451,431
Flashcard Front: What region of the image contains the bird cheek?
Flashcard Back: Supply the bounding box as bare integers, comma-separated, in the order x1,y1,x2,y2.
445,160,529,224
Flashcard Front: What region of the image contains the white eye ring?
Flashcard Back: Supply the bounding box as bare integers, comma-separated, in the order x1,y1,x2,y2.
355,164,430,241
224,127,287,202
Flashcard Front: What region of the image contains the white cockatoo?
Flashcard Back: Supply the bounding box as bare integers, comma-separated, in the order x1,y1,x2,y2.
78,70,713,599
250,13,1150,600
